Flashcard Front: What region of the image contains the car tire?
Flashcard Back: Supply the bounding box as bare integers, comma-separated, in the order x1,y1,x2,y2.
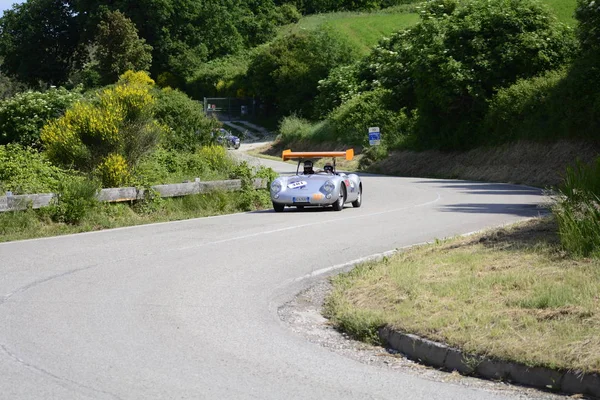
332,186,346,211
352,184,362,208
273,202,285,212
234,143,240,149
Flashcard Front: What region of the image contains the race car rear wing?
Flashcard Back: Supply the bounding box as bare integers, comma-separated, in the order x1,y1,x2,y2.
281,149,354,161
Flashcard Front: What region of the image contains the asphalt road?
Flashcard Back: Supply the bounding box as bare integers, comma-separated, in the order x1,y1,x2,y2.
0,153,548,400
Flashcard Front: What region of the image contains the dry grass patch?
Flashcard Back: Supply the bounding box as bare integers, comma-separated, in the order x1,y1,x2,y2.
324,217,600,373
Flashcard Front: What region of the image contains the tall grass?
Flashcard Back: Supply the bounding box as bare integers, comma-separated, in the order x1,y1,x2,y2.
553,158,600,257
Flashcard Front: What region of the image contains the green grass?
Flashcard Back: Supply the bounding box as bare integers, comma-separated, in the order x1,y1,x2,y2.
0,189,272,243
280,10,420,56
542,0,578,25
324,217,600,374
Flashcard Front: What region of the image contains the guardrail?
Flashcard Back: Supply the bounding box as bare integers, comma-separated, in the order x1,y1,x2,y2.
0,178,267,213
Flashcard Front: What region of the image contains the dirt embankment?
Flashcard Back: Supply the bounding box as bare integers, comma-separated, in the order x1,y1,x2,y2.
369,140,600,188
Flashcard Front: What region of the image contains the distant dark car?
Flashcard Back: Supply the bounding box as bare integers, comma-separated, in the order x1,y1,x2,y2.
214,128,241,149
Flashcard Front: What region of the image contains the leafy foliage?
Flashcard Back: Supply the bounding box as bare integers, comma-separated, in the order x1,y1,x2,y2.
576,0,600,55
41,71,161,186
246,26,359,118
0,72,27,100
328,88,413,147
484,69,567,143
50,177,100,224
314,63,362,118
134,145,235,186
87,10,153,86
0,87,83,147
186,52,252,98
0,0,81,85
364,0,576,149
0,144,70,194
553,158,600,257
152,87,220,152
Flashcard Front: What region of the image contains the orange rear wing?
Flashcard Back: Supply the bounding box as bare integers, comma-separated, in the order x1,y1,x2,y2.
281,149,354,161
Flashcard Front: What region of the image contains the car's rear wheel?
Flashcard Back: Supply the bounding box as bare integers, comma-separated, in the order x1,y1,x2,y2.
352,184,362,208
332,186,346,211
273,202,284,212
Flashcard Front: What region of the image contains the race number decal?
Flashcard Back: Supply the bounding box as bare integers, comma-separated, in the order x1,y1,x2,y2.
288,181,307,189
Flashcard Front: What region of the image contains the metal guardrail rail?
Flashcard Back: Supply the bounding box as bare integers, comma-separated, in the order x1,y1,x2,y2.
0,178,267,213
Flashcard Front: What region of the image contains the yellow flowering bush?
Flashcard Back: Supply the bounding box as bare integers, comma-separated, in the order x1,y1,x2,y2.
118,70,155,86
41,70,161,186
198,145,229,172
96,153,131,188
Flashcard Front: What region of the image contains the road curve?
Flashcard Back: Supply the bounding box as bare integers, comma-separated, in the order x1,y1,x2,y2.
0,156,547,400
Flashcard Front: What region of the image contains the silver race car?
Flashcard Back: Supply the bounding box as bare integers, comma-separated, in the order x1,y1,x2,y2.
270,149,362,212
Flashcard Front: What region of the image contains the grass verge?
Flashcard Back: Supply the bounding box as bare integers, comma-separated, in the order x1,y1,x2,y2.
0,189,272,243
324,217,600,374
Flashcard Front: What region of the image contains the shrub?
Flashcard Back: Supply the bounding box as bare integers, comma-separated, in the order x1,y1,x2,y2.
152,88,220,152
41,71,161,187
134,145,236,186
553,158,600,257
576,0,600,55
246,26,359,118
96,153,131,188
278,114,315,142
484,69,567,143
50,177,100,224
0,87,83,147
0,143,70,194
185,52,251,98
328,88,413,147
314,63,362,119
365,0,577,149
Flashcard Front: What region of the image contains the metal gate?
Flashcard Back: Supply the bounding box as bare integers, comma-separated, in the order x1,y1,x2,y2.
203,97,257,121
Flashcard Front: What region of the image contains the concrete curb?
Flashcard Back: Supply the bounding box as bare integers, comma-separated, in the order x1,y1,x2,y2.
379,327,600,398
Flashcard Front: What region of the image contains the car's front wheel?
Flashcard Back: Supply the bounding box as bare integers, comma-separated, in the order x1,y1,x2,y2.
332,186,346,211
273,202,285,212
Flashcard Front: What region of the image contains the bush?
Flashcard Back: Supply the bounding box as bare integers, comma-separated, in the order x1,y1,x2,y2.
484,69,567,143
186,52,252,99
365,0,577,149
0,87,83,147
153,88,220,152
0,144,70,194
96,153,131,188
328,88,413,147
134,145,236,186
553,158,600,257
41,71,162,187
50,177,100,224
314,63,362,119
576,0,600,55
246,26,359,119
278,114,315,142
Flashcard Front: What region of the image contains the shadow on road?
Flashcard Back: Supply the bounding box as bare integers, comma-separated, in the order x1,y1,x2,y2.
413,180,543,196
439,203,548,217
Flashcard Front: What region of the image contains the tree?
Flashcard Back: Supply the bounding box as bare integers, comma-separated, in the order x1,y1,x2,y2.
246,26,358,118
89,10,153,85
366,0,576,149
0,0,81,86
